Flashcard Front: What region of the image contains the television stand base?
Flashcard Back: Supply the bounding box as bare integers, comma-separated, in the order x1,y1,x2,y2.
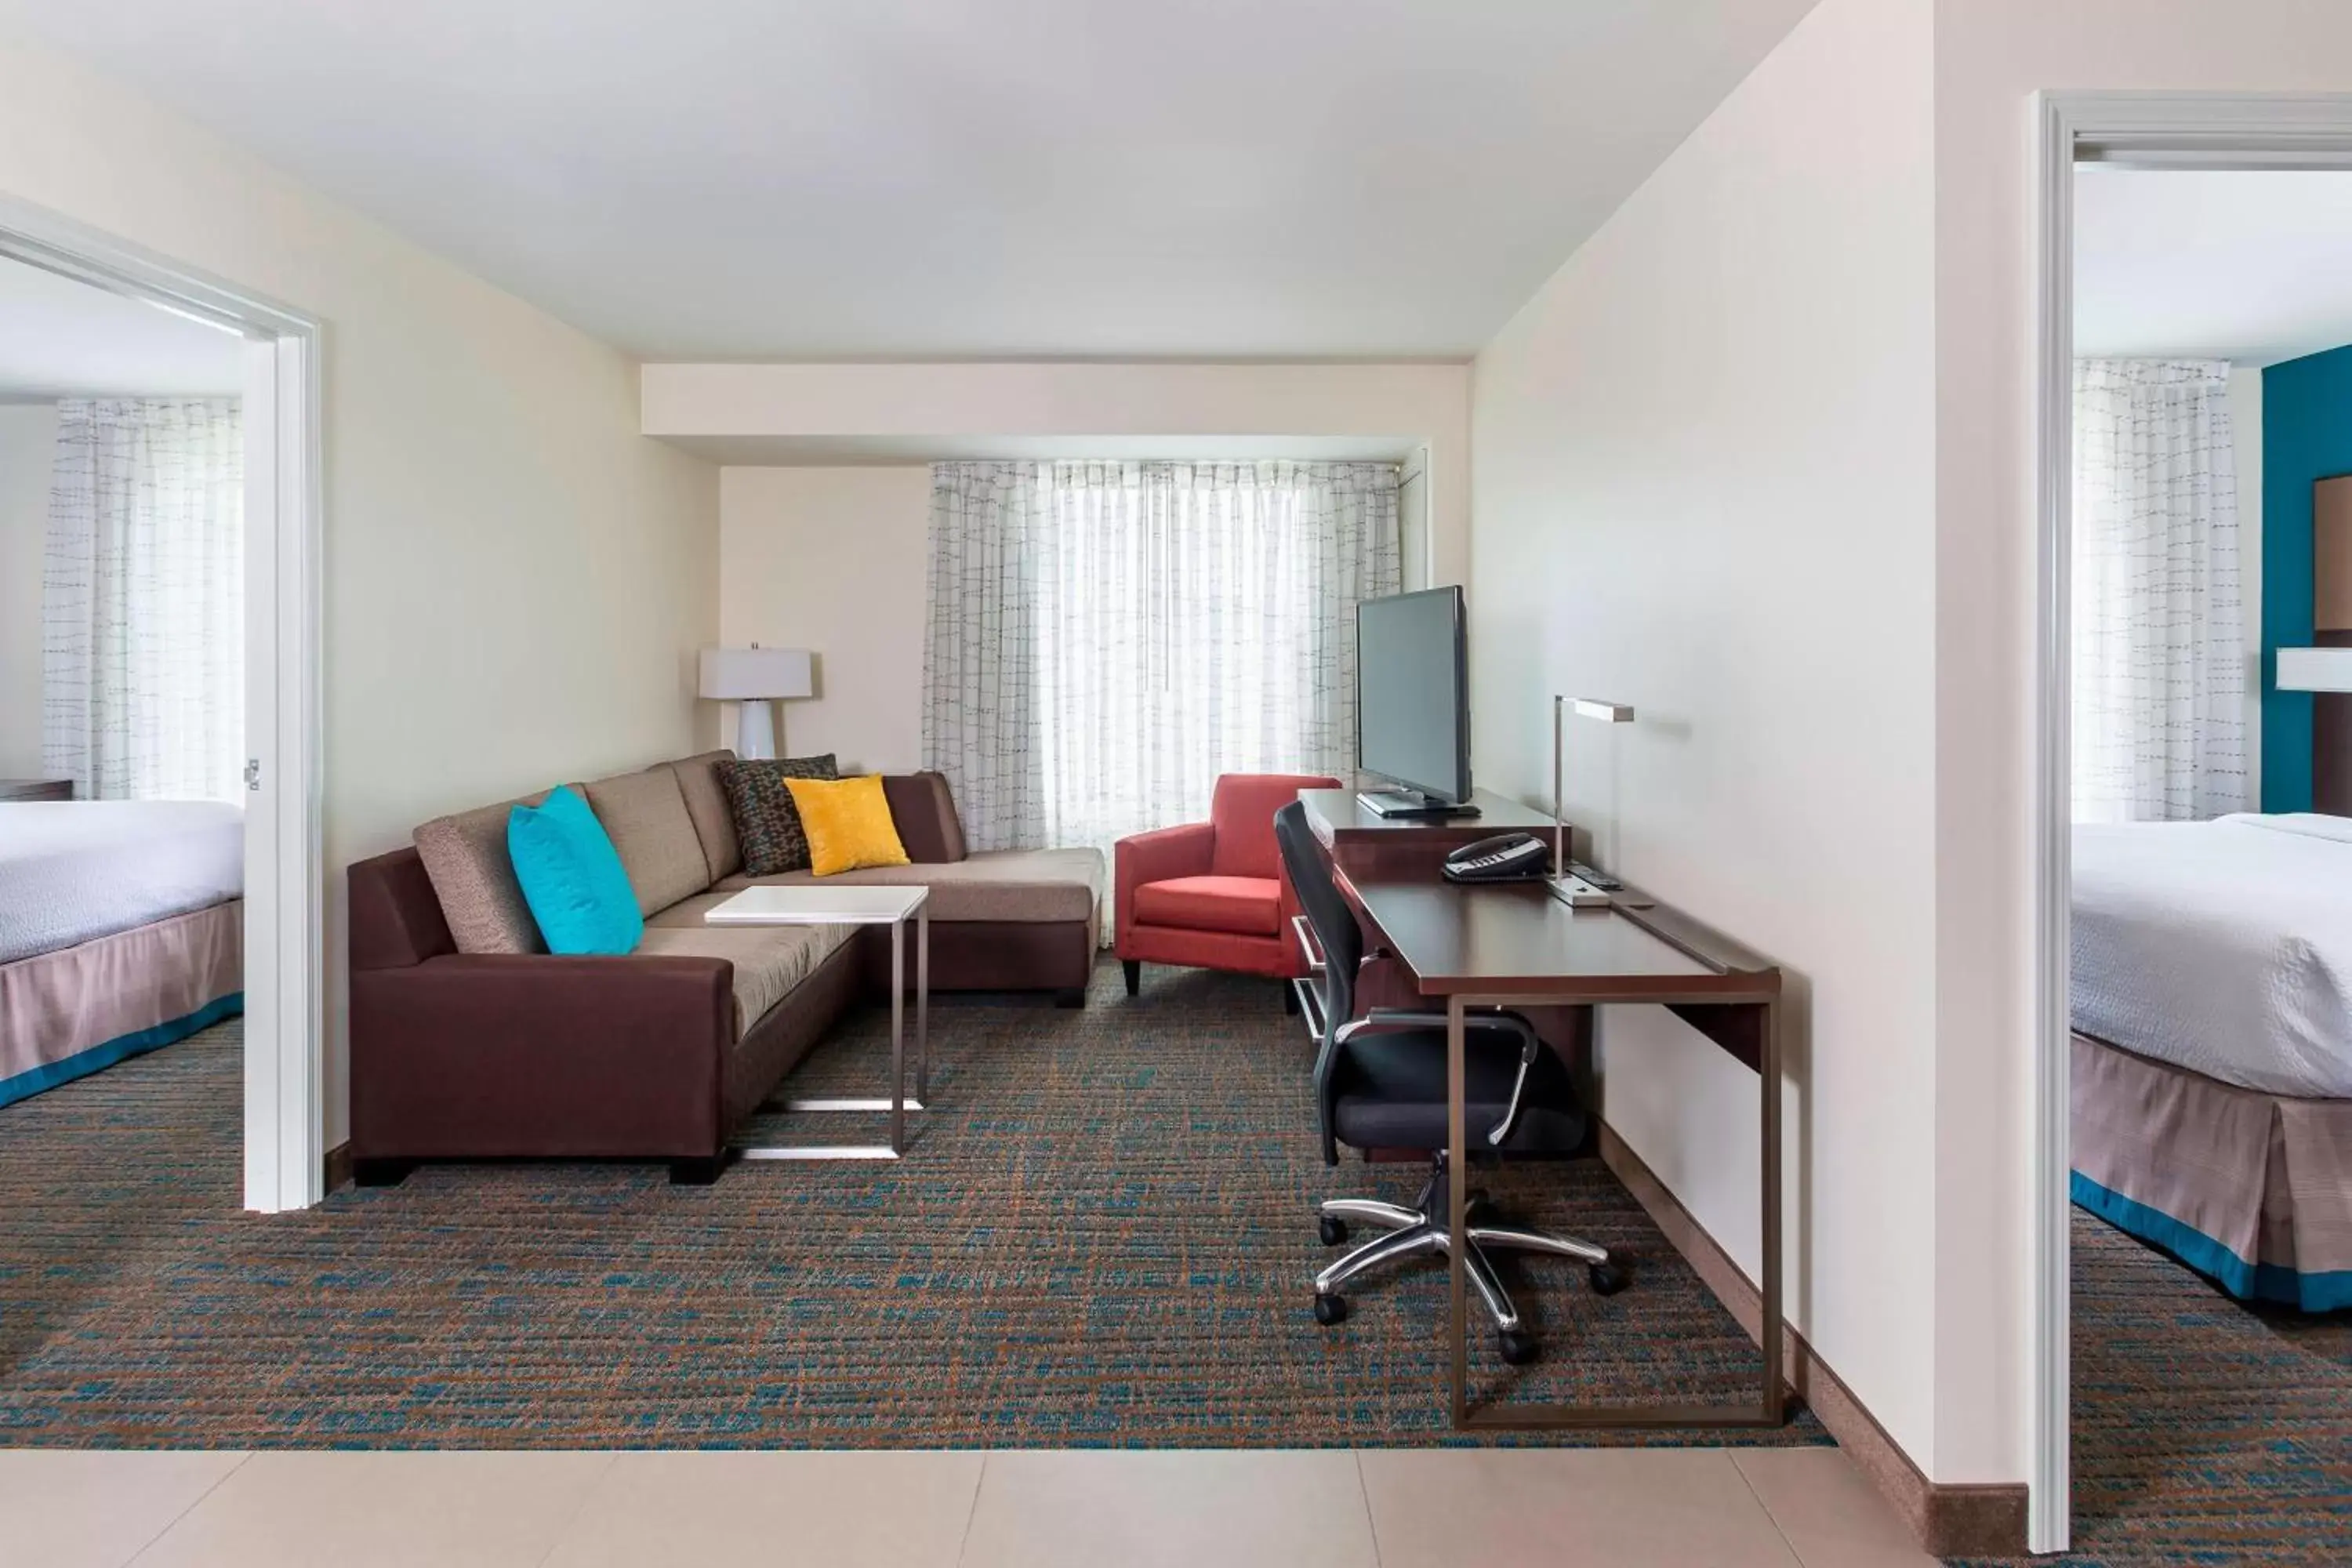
1357,789,1482,820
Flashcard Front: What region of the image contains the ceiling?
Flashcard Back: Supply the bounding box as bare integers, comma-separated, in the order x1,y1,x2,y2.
0,0,1816,361
2076,169,2352,366
0,255,245,397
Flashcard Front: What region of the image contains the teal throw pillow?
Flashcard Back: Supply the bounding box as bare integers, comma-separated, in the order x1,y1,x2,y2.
508,785,644,956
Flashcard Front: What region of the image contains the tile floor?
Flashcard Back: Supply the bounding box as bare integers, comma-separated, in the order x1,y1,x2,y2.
0,1445,1935,1567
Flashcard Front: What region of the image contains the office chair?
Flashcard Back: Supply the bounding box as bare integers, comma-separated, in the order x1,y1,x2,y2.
1272,800,1625,1366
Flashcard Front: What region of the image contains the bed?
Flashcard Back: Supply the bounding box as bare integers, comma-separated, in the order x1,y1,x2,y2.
2071,812,2352,1311
0,800,244,1109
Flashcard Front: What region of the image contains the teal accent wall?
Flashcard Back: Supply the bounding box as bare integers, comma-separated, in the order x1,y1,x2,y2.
2259,347,2352,812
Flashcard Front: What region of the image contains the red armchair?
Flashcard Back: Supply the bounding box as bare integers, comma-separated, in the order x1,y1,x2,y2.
1116,773,1343,994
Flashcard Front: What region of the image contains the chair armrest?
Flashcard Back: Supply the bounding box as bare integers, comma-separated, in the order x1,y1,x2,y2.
1113,822,1216,942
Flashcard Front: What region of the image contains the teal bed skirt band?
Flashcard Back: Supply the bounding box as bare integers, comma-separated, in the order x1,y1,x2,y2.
2072,1171,2352,1313
0,992,243,1111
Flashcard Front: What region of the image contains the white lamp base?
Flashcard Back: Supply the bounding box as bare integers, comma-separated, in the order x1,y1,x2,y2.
735,700,778,760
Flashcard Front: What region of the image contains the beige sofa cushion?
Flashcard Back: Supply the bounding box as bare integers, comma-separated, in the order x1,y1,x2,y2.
636,923,851,1033
580,768,710,917
640,891,740,929
716,847,1104,924
413,792,551,954
661,750,742,881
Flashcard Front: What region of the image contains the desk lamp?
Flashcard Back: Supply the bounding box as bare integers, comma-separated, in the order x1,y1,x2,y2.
1552,694,1634,909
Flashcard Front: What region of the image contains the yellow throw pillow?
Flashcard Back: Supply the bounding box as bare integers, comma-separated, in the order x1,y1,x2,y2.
781,775,912,877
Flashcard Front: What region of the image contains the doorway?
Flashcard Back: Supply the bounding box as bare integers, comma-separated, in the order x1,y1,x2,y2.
2034,93,2352,1555
0,200,323,1214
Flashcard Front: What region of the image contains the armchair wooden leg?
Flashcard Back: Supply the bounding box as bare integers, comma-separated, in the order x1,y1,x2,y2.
1283,981,1301,1015
668,1155,727,1186
1123,960,1142,996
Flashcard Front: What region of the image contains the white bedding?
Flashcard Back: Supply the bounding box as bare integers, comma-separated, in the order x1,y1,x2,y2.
2072,813,2352,1098
0,801,243,966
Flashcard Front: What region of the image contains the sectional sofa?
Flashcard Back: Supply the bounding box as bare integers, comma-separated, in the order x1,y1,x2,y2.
347,751,1102,1184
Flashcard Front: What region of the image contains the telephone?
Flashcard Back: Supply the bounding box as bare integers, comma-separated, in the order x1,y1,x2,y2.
1440,833,1552,884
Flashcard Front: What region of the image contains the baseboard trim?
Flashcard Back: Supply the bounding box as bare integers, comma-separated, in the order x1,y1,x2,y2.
1598,1122,2028,1559
322,1140,353,1196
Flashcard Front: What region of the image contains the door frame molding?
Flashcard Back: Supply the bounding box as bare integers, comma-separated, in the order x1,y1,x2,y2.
2031,89,2352,1555
0,196,325,1214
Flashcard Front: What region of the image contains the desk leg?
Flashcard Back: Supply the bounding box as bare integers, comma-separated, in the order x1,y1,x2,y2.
1446,993,1469,1427
1759,994,1785,1424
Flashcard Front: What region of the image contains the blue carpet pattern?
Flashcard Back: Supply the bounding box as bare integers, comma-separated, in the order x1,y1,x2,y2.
1953,1214,2351,1566
0,961,1824,1450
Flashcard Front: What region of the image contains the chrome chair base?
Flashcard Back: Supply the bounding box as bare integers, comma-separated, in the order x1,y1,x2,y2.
1311,1163,1625,1365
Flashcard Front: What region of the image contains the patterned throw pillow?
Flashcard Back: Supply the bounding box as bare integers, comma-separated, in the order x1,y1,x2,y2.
713,754,840,875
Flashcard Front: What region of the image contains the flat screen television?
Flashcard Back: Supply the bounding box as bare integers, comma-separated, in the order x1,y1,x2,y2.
1356,585,1475,816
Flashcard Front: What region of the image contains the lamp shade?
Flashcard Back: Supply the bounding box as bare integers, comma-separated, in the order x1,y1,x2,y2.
2277,647,2352,693
699,646,812,701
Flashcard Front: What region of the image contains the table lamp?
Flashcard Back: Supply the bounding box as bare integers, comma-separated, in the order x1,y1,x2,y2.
2275,647,2352,692
699,645,813,760
1552,694,1635,909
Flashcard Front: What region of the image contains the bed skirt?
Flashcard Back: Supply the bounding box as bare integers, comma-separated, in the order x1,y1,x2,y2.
0,900,243,1110
2072,1030,2352,1311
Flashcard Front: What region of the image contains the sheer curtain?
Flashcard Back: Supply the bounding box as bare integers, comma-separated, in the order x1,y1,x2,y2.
2071,360,2247,822
924,459,1400,864
42,398,245,801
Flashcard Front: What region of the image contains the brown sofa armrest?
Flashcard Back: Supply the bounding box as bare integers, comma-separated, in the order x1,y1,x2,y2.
349,846,456,970
884,771,967,863
1113,822,1216,946
349,953,733,1160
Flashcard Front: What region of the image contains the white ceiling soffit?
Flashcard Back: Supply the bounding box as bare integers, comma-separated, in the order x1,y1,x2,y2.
0,0,1816,360
660,432,1421,465
2076,168,2352,366
0,253,245,397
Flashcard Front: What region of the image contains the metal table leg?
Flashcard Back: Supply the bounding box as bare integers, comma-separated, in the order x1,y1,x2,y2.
737,909,931,1162
916,905,930,1103
889,916,906,1156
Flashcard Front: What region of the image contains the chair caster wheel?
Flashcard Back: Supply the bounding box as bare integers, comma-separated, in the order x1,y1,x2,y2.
1313,1293,1348,1326
1588,1261,1629,1295
1498,1329,1541,1366
1318,1216,1348,1246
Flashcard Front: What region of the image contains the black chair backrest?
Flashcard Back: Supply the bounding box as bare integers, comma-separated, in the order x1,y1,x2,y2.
1274,799,1361,1036
1275,800,1364,1166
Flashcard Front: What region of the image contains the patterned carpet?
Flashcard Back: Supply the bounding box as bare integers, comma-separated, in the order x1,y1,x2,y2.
1955,1213,2352,1568
0,960,1824,1450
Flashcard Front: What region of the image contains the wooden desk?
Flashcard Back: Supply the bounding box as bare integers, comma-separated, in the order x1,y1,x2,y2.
1338,870,1786,1434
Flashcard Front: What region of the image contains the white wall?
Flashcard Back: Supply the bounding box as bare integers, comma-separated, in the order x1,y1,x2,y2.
1929,0,2352,1486
719,466,930,773
0,32,720,1143
0,401,56,778
1472,0,1943,1473
644,360,1472,588
2234,365,2263,808
1397,452,1430,593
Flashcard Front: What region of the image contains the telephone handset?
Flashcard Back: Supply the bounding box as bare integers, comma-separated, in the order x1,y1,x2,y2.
1440,833,1552,884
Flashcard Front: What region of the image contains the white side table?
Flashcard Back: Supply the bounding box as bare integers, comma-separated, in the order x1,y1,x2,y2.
706,884,928,1160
